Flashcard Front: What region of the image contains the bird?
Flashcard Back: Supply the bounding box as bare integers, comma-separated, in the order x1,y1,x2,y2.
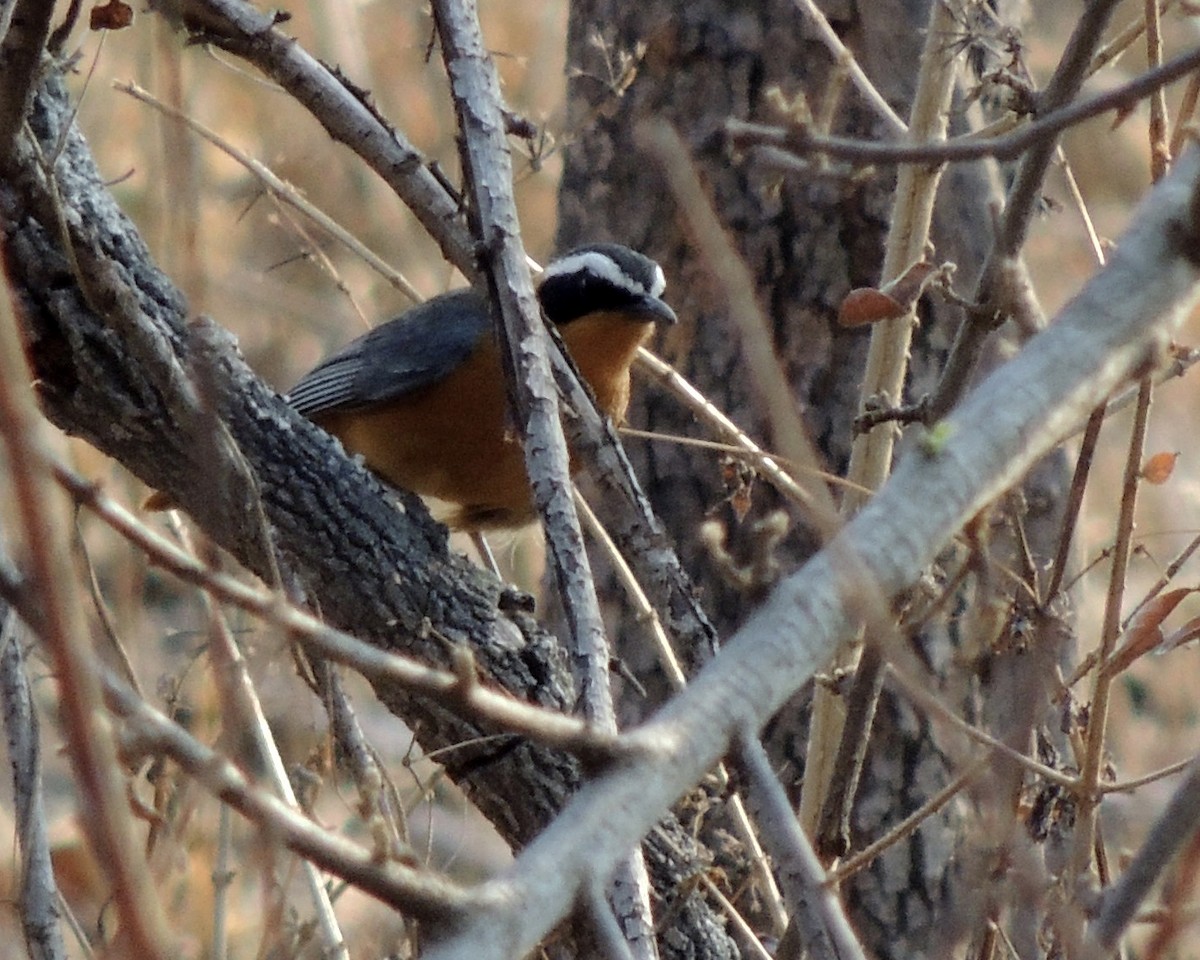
287,243,677,531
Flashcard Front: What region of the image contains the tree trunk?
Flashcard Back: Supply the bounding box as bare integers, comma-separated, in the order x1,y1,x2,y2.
558,1,1066,955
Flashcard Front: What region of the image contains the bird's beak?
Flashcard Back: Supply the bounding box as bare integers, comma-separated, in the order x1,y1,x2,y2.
639,296,678,326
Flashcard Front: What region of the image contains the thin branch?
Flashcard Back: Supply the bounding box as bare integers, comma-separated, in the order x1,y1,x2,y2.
0,0,54,158
162,0,475,276
1071,378,1154,883
637,121,839,538
928,0,1128,423
827,763,980,886
96,665,477,921
1091,0,1179,74
198,551,350,960
789,0,907,136
1144,0,1171,180
0,605,69,960
1169,68,1200,158
210,804,232,960
633,350,819,511
116,81,423,305
49,461,620,758
1103,756,1194,795
1090,758,1200,948
886,665,1078,790
805,0,961,848
575,490,789,936
1121,530,1200,630
731,731,868,960
429,2,655,956
725,43,1200,170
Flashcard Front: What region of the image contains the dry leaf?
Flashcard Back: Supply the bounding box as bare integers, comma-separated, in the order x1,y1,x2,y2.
837,258,943,327
880,258,939,307
1140,450,1180,484
837,287,905,327
90,0,134,29
1105,587,1197,676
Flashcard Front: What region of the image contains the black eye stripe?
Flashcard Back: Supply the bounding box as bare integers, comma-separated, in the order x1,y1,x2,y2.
536,244,668,326
538,273,649,325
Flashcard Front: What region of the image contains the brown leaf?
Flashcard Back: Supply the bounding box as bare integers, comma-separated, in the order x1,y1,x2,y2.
1140,450,1180,484
90,0,134,29
838,257,945,327
1104,587,1197,676
837,287,905,327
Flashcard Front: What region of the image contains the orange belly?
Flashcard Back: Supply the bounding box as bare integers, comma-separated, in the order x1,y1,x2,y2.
318,343,534,529
317,314,653,530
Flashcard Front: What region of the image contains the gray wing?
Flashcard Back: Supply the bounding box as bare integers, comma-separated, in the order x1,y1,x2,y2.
287,289,490,417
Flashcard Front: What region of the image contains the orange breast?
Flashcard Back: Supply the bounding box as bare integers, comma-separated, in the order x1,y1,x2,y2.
318,314,655,530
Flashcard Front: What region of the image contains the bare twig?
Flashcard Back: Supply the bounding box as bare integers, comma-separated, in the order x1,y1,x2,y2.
637,121,839,538
1121,530,1200,629
1144,0,1171,180
725,44,1200,170
116,81,423,306
929,0,1127,422
633,350,820,510
160,0,476,275
0,0,54,157
1103,756,1195,795
1169,69,1200,159
731,731,868,960
98,666,476,921
198,552,350,960
1071,378,1154,885
804,0,961,847
1047,407,1107,603
211,806,232,960
48,461,620,757
886,665,1077,790
0,605,69,960
574,490,789,936
1091,0,1179,74
1091,758,1200,948
789,0,907,136
828,762,979,887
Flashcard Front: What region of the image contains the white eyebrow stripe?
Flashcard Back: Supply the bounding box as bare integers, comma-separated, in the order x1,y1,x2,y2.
651,264,666,298
540,251,648,297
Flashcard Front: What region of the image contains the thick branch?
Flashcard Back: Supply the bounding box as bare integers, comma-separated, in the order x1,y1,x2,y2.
431,2,656,953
